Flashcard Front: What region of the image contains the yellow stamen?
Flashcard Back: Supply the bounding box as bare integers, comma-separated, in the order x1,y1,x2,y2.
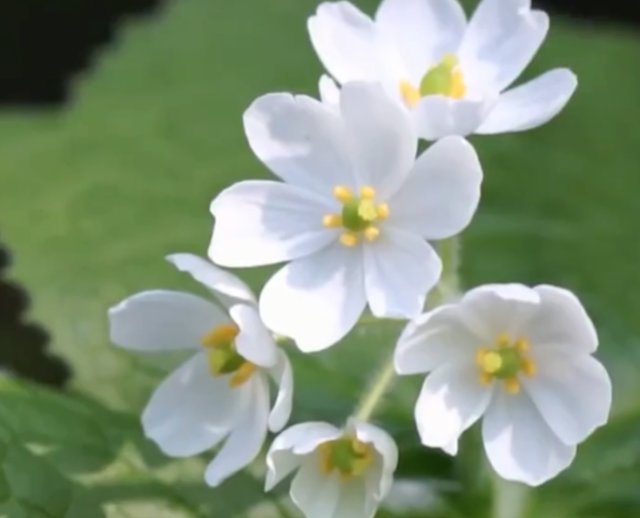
481,351,503,374
496,332,511,348
479,372,494,386
360,185,376,200
521,358,537,377
515,337,530,352
318,442,333,475
333,185,354,203
399,80,420,108
376,203,390,220
450,69,466,99
364,226,380,242
229,362,257,388
476,347,489,366
358,200,379,222
340,232,359,247
201,324,239,349
323,213,342,228
504,377,521,395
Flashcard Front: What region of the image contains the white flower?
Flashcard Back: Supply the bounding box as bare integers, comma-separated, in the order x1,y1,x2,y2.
309,0,577,140
395,283,612,486
108,253,293,487
266,420,398,518
209,82,482,351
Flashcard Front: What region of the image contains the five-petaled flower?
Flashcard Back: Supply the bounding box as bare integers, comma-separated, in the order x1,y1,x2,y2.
108,254,293,487
266,420,398,518
394,283,612,486
209,81,482,351
309,0,577,140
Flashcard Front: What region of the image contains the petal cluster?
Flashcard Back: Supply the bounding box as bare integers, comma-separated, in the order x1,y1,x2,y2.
395,284,612,486
108,254,293,486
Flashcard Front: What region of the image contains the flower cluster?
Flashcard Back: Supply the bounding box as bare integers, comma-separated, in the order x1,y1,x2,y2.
108,0,611,516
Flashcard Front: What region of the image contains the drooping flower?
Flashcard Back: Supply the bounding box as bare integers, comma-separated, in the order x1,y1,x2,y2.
395,283,612,486
209,81,482,351
108,253,293,487
266,420,398,518
309,0,577,140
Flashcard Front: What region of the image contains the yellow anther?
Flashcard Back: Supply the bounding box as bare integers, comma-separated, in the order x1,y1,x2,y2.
496,333,511,348
318,442,333,475
521,358,537,377
376,203,390,220
399,80,421,108
450,69,466,99
201,323,239,349
479,372,494,386
333,185,354,203
323,213,342,228
360,185,376,200
364,226,380,242
481,351,503,374
476,347,489,366
515,337,530,352
340,232,359,247
504,377,521,395
229,362,257,388
358,200,378,222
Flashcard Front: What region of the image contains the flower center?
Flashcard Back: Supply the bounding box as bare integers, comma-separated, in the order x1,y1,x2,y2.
201,323,256,388
323,185,389,247
317,436,374,479
399,54,466,108
476,333,537,395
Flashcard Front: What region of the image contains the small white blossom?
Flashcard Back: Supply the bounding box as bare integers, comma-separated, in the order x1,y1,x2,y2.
209,82,482,351
266,420,398,518
309,0,577,140
108,254,293,486
395,284,612,486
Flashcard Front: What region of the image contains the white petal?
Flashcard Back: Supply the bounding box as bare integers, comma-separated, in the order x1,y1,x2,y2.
291,458,342,518
260,242,366,352
209,180,336,268
308,2,380,84
482,390,576,486
109,290,226,351
459,0,549,92
141,352,240,457
243,93,355,194
334,478,369,518
353,421,398,498
267,350,294,432
477,69,577,134
415,362,493,454
524,285,598,354
389,136,482,240
166,253,256,307
523,352,611,445
413,96,496,139
375,0,466,83
319,74,341,107
229,303,279,368
394,305,481,375
364,229,441,318
460,284,540,343
205,373,270,486
340,82,417,198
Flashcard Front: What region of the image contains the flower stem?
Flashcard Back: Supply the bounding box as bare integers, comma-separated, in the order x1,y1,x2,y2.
353,354,396,422
492,474,530,518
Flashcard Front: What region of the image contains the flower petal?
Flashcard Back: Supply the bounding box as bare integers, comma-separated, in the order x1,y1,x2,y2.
260,242,366,352
291,458,341,518
389,136,482,240
166,253,256,307
319,74,341,107
340,82,417,198
459,0,549,93
415,362,493,455
482,390,576,486
523,352,611,445
267,350,294,433
413,96,496,139
353,420,398,498
142,352,240,457
394,305,481,375
308,2,381,84
243,93,355,194
524,285,598,354
335,478,368,518
205,373,270,487
209,180,336,268
477,69,577,134
230,303,279,368
364,229,441,319
109,290,226,351
266,421,342,491
375,0,466,83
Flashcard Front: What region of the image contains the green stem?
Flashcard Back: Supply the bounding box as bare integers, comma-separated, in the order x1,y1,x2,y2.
492,475,530,518
353,355,396,422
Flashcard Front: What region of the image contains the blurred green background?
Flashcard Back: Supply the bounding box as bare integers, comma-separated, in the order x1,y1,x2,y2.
0,0,639,516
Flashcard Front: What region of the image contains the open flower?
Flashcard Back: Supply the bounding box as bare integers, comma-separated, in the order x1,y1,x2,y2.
266,420,398,518
309,0,577,140
108,253,293,487
209,82,482,351
395,284,612,486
